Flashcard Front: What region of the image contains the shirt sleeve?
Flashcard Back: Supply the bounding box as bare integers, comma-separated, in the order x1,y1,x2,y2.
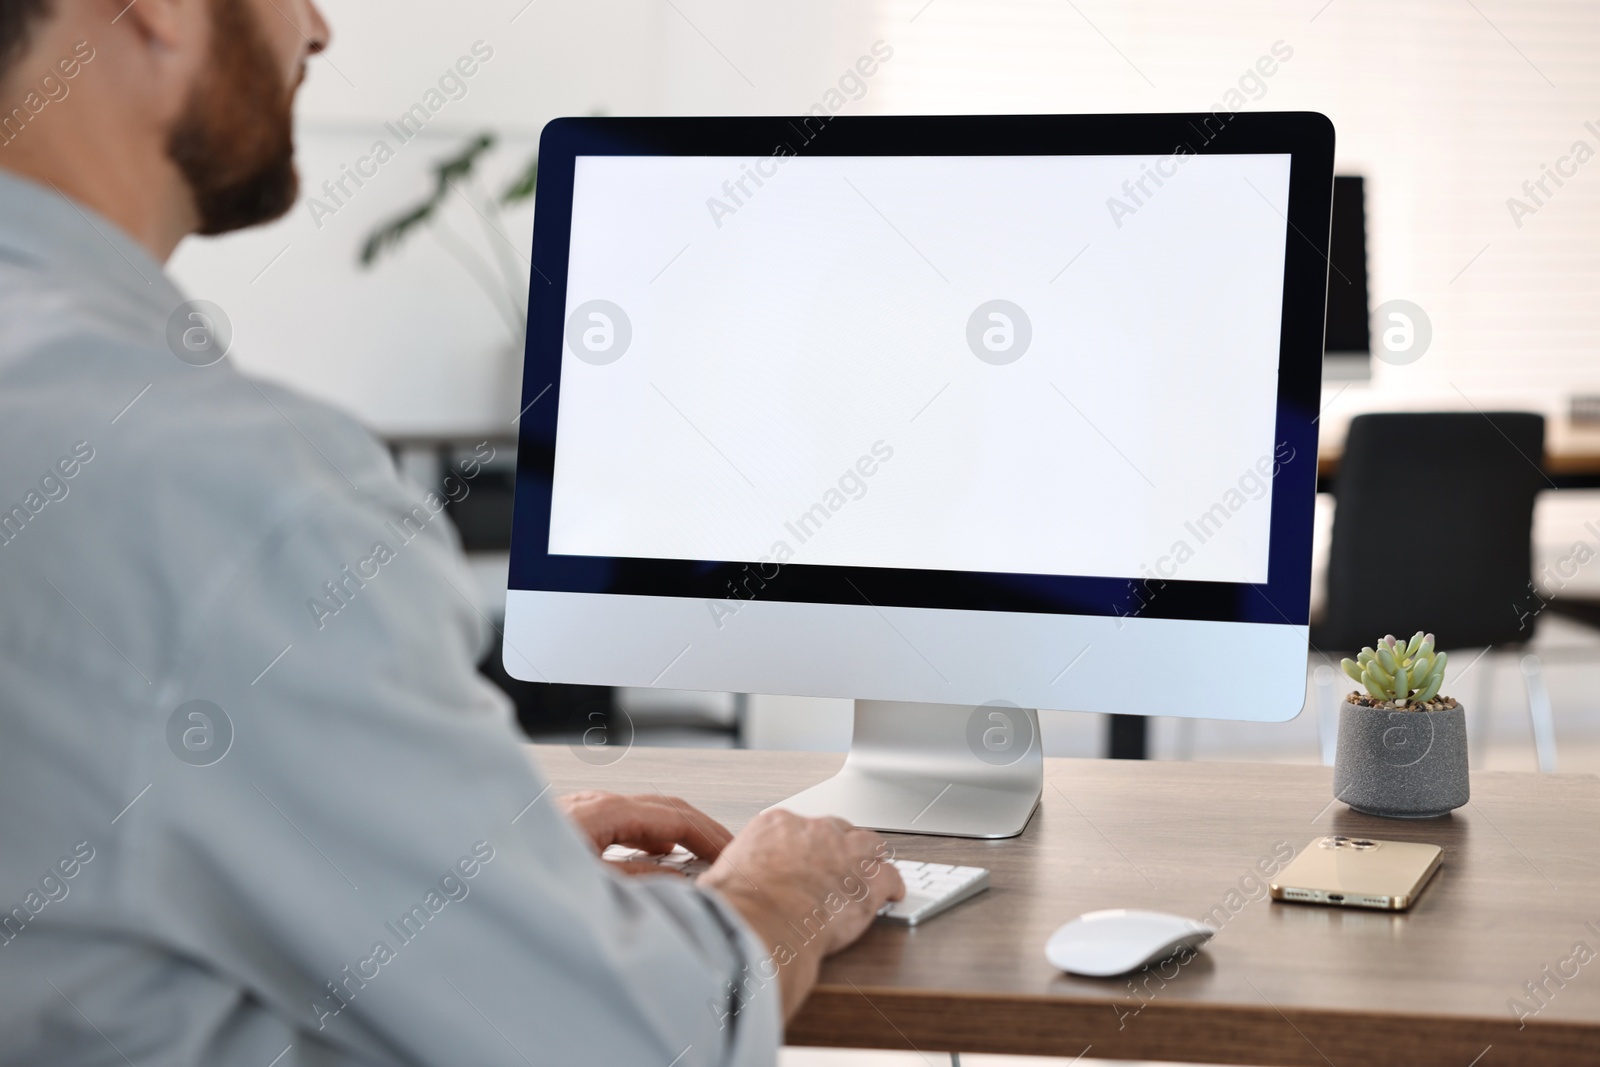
120,450,782,1067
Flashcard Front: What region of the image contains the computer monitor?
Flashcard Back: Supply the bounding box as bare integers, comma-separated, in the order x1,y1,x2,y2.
506,113,1335,838
1322,175,1372,380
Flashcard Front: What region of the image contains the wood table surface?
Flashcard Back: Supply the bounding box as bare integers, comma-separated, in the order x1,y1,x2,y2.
1318,415,1600,481
531,745,1600,1065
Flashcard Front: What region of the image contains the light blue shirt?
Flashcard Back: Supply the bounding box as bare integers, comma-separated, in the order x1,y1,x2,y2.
0,169,778,1067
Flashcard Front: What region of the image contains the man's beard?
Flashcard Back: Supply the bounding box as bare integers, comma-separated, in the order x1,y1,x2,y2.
166,0,300,236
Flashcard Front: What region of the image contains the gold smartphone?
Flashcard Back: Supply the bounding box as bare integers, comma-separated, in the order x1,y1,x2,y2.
1269,836,1443,911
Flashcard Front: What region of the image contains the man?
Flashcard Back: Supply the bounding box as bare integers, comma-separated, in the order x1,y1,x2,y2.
0,0,903,1063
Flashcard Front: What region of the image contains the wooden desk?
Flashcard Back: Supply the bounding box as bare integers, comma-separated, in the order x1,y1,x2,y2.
1318,415,1600,483
534,745,1600,1065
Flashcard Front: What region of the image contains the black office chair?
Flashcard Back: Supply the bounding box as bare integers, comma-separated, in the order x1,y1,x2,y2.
1312,411,1557,770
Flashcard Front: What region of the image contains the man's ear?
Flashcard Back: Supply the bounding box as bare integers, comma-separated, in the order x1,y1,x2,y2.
102,0,210,112
110,0,207,58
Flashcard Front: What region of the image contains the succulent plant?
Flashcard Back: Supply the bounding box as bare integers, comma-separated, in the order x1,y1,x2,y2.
1341,632,1449,708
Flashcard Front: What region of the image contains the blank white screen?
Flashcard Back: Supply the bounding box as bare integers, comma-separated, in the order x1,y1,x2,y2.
549,152,1291,583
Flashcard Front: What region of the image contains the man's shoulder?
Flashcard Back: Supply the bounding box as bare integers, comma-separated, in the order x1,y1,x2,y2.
0,289,403,562
0,258,385,472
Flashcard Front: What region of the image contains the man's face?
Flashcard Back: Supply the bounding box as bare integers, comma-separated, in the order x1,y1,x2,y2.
166,0,325,236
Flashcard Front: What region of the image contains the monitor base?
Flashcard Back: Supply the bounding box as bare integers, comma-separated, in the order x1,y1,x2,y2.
771,700,1042,839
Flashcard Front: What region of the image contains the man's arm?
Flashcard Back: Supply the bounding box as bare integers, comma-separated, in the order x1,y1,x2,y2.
702,810,904,1020
126,442,789,1067
558,793,905,1020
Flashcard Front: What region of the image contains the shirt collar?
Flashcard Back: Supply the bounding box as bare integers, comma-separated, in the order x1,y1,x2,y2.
0,167,184,320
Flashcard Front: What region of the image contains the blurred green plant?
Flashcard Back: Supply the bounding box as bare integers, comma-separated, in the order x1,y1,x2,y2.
1341,632,1449,708
357,131,538,339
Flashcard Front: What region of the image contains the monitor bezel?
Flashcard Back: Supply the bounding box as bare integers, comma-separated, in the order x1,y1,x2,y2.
510,112,1334,629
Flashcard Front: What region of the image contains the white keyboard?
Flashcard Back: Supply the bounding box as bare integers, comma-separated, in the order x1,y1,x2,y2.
602,846,990,927
878,859,990,926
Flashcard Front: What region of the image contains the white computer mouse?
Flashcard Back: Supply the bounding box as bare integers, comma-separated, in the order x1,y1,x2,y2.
1045,909,1216,977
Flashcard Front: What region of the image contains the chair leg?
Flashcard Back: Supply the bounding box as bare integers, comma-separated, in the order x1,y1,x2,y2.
732,692,749,749
1313,663,1338,767
1520,654,1558,773
1468,649,1495,769
1174,716,1196,761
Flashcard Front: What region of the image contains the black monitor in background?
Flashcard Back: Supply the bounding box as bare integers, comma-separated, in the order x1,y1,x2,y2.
1323,175,1372,379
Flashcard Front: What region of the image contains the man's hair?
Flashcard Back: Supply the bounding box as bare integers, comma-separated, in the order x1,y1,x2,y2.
0,0,54,81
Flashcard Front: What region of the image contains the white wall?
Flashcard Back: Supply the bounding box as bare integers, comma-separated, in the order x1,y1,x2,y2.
860,0,1600,416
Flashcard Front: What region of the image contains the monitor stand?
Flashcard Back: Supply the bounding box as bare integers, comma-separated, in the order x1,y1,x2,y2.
773,700,1042,839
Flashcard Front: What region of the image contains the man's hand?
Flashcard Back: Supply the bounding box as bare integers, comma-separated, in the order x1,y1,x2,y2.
558,790,733,874
699,809,905,1020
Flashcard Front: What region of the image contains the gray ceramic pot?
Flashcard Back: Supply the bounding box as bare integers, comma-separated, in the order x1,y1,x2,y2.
1332,698,1470,818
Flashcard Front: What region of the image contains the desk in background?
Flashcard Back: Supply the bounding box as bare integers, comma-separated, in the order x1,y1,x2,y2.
1318,413,1600,487
534,745,1600,1065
